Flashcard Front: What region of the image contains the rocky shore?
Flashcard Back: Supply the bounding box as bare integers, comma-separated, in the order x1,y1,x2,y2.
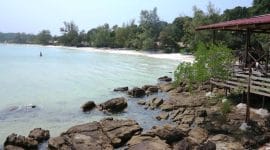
3,76,270,150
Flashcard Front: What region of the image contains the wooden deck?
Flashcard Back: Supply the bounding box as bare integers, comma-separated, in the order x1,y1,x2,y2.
211,68,270,97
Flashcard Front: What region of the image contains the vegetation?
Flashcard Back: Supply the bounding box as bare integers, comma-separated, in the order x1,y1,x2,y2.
174,43,234,87
0,0,269,52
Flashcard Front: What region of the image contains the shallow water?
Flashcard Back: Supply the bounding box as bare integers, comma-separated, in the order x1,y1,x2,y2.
0,44,179,145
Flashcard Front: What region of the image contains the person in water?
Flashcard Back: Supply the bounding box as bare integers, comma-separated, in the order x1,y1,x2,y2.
40,51,43,57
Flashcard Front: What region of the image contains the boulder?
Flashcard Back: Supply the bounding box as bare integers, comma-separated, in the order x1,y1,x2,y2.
28,128,50,143
158,76,172,82
81,101,96,112
142,85,158,91
181,115,195,125
145,86,159,95
113,86,128,92
100,118,142,147
127,134,171,150
4,133,38,150
197,141,216,150
208,134,244,150
4,145,24,150
48,118,142,149
128,87,146,98
188,127,208,145
160,104,174,112
99,97,127,113
137,100,146,105
147,97,164,109
173,138,191,150
148,124,186,144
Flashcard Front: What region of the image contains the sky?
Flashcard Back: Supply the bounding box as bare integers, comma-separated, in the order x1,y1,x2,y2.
0,0,253,35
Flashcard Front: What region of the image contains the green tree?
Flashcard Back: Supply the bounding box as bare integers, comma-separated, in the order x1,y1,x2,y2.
251,0,270,15
60,21,79,46
35,30,52,45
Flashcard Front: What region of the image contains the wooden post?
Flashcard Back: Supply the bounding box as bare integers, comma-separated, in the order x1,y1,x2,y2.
242,91,245,103
245,66,252,123
266,46,269,74
245,30,250,68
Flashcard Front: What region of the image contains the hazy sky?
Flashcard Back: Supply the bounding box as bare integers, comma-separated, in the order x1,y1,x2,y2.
0,0,253,35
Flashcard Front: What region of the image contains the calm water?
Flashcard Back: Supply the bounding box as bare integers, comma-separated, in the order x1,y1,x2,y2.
0,44,179,144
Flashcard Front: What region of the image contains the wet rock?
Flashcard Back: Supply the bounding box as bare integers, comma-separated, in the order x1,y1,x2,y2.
147,97,164,109
137,100,146,105
127,134,171,150
81,101,96,112
158,76,172,82
99,97,127,113
148,124,186,144
156,112,169,120
145,86,159,95
197,141,216,150
28,128,50,143
100,118,142,147
114,86,128,92
173,138,191,150
4,133,38,150
188,127,208,145
128,87,146,98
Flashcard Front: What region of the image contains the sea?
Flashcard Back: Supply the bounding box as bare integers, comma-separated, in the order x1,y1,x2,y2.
0,44,180,145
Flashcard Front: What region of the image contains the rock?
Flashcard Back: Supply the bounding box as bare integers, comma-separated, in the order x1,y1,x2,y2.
208,134,244,150
81,101,96,112
142,85,158,91
159,83,174,92
127,134,171,150
114,86,128,92
147,97,164,109
137,100,146,105
146,86,159,95
170,108,185,120
188,127,208,145
160,104,174,112
173,138,191,150
194,117,205,125
28,128,50,143
148,124,186,144
49,119,141,149
181,115,195,125
158,76,172,82
197,141,216,150
156,112,169,120
177,124,191,135
100,118,142,147
4,145,24,150
99,97,127,113
4,133,38,150
128,87,146,98
196,110,207,117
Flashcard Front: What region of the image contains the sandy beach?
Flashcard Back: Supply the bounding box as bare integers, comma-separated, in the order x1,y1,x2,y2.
47,45,195,63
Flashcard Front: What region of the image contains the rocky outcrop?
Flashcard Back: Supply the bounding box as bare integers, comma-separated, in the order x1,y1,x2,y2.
48,118,142,150
145,97,164,109
142,85,159,95
114,86,128,92
159,83,174,92
99,97,127,113
147,124,186,144
128,87,146,98
28,128,50,143
127,134,171,150
4,133,38,150
188,127,208,145
81,101,96,112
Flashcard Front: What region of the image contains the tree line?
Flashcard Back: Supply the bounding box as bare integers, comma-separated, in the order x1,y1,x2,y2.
0,0,269,53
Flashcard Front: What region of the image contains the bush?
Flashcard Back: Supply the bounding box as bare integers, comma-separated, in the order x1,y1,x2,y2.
174,42,233,87
221,100,232,116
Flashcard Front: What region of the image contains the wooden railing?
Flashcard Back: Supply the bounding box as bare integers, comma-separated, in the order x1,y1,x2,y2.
211,69,270,97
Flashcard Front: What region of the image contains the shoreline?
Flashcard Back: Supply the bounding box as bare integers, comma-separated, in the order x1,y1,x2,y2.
1,43,195,62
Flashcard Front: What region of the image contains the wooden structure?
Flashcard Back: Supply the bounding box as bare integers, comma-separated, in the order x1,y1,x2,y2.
196,14,270,123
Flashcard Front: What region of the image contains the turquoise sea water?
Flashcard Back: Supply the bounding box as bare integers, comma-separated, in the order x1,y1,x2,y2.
0,44,179,144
